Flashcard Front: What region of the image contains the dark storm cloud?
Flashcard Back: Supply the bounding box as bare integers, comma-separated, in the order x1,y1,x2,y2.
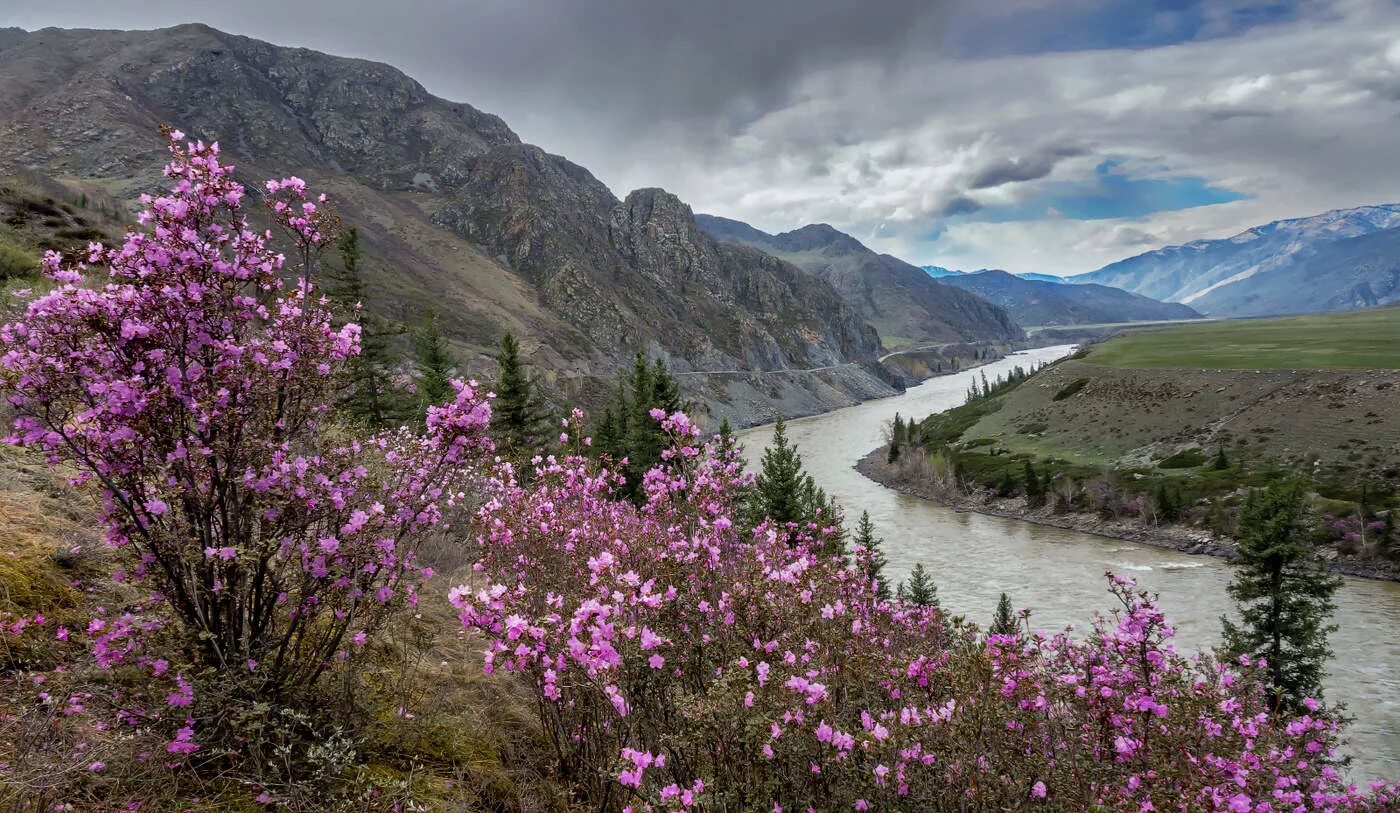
939,196,984,216
967,146,1085,190
0,0,951,135
4,0,1399,276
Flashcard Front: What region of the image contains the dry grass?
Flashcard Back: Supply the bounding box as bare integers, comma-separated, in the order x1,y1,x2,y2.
0,445,573,811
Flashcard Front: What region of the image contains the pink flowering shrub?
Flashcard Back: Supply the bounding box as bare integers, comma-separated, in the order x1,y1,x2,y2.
456,413,1397,811
0,130,493,781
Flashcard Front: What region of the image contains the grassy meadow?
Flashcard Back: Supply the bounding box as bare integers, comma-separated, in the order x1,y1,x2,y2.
1083,308,1400,370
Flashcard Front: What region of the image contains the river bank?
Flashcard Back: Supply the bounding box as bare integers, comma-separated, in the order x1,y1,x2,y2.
737,345,1400,781
856,448,1400,583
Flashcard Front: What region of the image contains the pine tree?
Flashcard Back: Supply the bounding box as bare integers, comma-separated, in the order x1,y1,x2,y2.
1213,446,1230,470
888,414,904,464
412,309,455,412
1154,483,1180,523
750,419,806,529
593,353,686,503
490,332,549,460
1221,483,1342,714
851,510,890,600
990,592,1018,636
898,563,939,608
1024,460,1045,509
328,227,404,428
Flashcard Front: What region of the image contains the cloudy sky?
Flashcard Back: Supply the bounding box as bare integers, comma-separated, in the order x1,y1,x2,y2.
4,0,1400,275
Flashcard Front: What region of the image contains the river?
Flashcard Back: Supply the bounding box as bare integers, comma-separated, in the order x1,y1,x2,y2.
736,345,1400,783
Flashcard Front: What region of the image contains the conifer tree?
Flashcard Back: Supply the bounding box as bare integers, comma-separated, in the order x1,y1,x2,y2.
852,510,891,600
1381,510,1397,560
413,309,455,412
898,563,939,607
1221,483,1342,714
888,414,904,464
990,592,1018,636
328,227,403,428
1024,460,1046,509
1154,483,1180,523
716,418,738,456
592,353,685,502
1213,446,1230,470
750,419,806,529
490,332,549,460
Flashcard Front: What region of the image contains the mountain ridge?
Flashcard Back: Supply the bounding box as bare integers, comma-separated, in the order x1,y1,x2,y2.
938,269,1201,327
696,213,1024,347
1072,203,1400,317
0,23,898,425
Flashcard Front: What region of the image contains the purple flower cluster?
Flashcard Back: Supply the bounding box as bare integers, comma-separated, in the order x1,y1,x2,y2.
456,416,1397,811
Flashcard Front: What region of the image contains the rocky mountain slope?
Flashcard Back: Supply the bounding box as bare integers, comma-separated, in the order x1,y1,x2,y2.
0,23,894,425
1072,204,1400,317
939,269,1200,326
697,215,1023,347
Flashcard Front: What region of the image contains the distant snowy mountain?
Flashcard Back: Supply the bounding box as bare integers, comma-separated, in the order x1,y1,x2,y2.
921,265,1064,284
1071,204,1400,317
939,270,1199,327
920,265,965,278
1015,272,1066,284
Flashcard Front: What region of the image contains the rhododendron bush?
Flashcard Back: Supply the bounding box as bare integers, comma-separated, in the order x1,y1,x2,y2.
0,131,492,797
456,413,1397,811
0,131,1395,811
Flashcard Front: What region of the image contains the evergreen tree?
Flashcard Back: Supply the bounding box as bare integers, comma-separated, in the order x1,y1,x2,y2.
1154,483,1180,524
1023,460,1046,509
852,510,890,600
990,592,1018,636
490,332,549,460
888,414,904,464
412,309,455,412
1213,446,1230,470
744,418,844,548
328,227,404,428
1221,483,1342,714
750,419,806,529
592,353,686,503
716,418,738,457
898,563,939,608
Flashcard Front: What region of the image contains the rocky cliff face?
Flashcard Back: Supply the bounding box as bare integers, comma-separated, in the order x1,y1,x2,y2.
696,215,1024,347
0,23,893,424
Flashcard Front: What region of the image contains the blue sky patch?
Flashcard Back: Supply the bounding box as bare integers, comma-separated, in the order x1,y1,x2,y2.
948,0,1301,56
965,159,1246,223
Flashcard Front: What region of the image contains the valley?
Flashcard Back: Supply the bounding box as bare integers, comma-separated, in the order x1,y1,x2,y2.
737,346,1400,782
0,9,1399,811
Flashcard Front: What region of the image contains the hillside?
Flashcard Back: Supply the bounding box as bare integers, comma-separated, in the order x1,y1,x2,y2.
0,24,894,426
1073,204,1400,317
697,215,1023,347
938,269,1200,327
861,310,1400,578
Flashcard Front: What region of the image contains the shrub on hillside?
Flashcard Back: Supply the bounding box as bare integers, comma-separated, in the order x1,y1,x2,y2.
0,131,495,807
456,412,1398,811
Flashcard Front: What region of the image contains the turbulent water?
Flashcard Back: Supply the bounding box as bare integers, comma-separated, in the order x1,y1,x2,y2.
737,346,1400,783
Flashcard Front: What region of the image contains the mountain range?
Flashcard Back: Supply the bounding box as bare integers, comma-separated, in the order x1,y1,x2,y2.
1073,204,1400,317
938,270,1200,327
0,23,930,425
921,265,1064,285
695,215,1022,347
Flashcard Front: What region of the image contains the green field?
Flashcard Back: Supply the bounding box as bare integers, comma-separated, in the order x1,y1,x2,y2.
1084,309,1400,370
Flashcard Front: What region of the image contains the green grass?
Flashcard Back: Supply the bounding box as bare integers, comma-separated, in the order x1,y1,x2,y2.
1084,309,1400,370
